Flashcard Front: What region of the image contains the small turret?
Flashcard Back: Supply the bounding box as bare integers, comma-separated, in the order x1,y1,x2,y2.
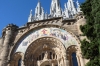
0,24,18,66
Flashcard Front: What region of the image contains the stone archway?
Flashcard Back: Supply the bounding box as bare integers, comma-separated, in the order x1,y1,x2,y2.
24,37,68,66
10,52,24,66
66,45,78,66
66,45,84,66
12,26,82,66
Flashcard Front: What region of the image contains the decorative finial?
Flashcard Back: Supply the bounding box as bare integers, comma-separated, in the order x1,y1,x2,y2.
30,9,32,14
28,9,33,22
64,3,67,9
76,0,80,7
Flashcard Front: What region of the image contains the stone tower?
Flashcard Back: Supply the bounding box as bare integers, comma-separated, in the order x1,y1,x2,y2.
0,0,89,66
0,24,18,66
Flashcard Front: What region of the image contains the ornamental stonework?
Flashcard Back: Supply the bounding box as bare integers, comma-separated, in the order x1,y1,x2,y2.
0,0,88,66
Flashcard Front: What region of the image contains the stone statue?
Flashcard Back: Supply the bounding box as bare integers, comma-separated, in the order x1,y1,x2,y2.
43,51,48,60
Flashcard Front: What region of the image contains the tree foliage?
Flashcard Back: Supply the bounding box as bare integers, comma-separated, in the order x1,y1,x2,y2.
80,0,100,66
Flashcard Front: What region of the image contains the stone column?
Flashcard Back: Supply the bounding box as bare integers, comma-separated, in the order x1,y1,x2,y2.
0,38,3,47
76,55,81,66
64,57,68,66
58,60,60,66
0,38,4,58
76,51,84,66
7,63,10,66
37,61,40,66
22,55,25,66
21,60,25,66
52,63,54,66
0,24,18,66
62,52,68,66
64,59,69,66
79,55,84,66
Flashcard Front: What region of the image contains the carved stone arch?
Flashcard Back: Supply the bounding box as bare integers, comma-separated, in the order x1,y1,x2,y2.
10,52,24,66
9,24,82,66
24,36,67,54
66,45,80,66
24,36,67,55
24,37,67,66
10,24,81,57
10,25,61,57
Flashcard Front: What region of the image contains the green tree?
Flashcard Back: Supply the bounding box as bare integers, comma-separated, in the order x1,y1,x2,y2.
80,0,100,66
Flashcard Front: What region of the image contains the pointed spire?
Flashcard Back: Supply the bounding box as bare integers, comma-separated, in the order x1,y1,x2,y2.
35,0,45,20
28,0,82,22
37,0,41,15
76,0,81,12
45,11,48,19
30,9,32,15
64,3,67,9
28,9,33,22
67,0,77,14
76,0,79,6
41,7,45,20
50,0,62,17
64,3,69,18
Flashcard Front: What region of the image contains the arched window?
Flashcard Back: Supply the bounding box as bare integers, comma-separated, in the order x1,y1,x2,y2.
53,53,55,59
18,58,21,66
39,55,41,60
50,52,52,59
72,52,78,66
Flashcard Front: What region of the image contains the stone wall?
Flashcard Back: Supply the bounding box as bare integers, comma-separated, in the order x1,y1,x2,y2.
0,37,3,65
0,38,3,53
0,14,88,66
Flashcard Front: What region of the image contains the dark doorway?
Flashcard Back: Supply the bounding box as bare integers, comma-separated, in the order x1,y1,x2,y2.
72,52,78,66
18,58,21,66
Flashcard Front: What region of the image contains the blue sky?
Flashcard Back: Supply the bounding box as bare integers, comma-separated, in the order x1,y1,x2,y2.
0,0,85,37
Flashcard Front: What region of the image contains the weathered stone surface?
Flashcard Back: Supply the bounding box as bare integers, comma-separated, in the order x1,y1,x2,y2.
0,11,88,66
0,38,3,54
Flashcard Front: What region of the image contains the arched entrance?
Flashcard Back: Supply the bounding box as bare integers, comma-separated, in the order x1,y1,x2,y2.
10,52,24,66
11,27,82,66
24,37,67,66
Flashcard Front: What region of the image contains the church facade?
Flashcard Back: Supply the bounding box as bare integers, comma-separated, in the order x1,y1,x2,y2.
0,0,88,66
